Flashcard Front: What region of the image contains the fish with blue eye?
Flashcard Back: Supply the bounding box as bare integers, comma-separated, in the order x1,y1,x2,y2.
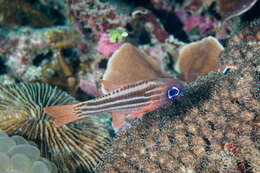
44,77,183,130
167,86,182,100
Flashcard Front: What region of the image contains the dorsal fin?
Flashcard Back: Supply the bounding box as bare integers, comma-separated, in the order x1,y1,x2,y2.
95,78,122,93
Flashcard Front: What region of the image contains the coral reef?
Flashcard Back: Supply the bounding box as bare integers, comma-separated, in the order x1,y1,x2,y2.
0,0,260,172
175,7,222,40
41,50,80,96
97,21,260,172
0,131,57,173
0,83,111,173
0,25,90,95
0,26,84,79
67,0,129,33
0,0,53,29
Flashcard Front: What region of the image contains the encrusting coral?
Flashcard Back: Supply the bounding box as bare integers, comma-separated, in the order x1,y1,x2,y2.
0,131,57,173
97,20,260,172
0,83,111,173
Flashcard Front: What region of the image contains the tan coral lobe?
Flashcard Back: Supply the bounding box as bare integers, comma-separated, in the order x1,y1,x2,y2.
178,36,224,82
102,43,168,92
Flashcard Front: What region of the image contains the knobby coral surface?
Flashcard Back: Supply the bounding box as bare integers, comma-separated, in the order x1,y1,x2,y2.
0,131,58,173
97,21,260,172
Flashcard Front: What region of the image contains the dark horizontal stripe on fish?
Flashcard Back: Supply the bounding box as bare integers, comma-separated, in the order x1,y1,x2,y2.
76,101,152,117
77,96,155,111
83,87,167,110
86,82,171,107
76,83,157,107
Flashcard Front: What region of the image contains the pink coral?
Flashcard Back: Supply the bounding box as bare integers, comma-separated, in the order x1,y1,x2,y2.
175,11,217,35
175,10,229,40
184,14,217,34
68,0,129,33
79,78,103,96
97,32,121,58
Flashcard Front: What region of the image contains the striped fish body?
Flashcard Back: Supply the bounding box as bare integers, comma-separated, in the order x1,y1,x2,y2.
44,78,183,128
75,78,182,116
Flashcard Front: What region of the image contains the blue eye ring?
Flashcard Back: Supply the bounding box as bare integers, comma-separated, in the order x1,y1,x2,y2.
167,87,180,100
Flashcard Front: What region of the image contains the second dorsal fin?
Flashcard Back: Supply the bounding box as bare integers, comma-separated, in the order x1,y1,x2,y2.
95,78,122,93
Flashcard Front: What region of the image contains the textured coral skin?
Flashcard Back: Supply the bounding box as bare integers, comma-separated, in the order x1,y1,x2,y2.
97,20,260,172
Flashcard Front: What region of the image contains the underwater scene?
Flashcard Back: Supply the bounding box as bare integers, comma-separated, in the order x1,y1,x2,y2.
0,0,259,172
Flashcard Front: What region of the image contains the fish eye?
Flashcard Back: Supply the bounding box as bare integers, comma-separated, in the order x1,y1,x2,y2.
167,87,180,100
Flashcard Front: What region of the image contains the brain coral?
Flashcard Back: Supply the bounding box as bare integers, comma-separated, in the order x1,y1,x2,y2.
0,83,111,173
97,20,260,172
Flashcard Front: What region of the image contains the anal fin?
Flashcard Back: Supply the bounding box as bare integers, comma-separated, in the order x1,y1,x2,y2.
111,112,127,129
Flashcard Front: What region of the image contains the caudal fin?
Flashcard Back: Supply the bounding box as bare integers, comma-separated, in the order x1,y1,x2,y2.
43,104,81,127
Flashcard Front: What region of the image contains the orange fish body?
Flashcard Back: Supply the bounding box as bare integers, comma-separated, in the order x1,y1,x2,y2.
44,78,182,130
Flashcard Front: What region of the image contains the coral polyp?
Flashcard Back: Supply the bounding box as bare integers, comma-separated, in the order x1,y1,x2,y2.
0,83,111,173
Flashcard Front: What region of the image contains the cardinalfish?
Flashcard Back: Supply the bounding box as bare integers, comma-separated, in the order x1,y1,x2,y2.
44,78,183,129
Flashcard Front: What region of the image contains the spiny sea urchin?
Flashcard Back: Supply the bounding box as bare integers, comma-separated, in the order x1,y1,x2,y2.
0,82,111,173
